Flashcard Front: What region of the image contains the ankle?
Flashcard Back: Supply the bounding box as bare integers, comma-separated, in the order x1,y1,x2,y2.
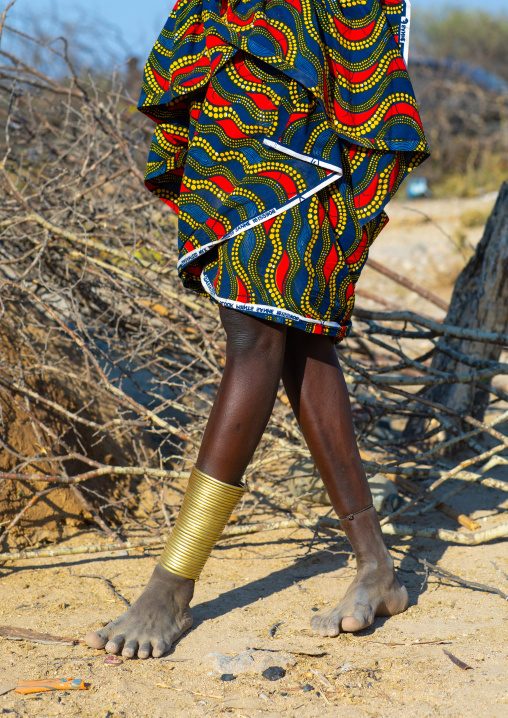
151,564,195,601
355,550,394,572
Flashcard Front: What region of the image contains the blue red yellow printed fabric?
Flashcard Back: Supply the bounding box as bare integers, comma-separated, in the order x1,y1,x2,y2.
138,0,429,340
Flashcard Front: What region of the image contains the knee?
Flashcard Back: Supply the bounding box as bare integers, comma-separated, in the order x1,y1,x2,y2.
220,306,285,361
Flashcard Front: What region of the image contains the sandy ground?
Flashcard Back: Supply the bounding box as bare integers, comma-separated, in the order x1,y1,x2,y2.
0,514,507,718
1,194,507,717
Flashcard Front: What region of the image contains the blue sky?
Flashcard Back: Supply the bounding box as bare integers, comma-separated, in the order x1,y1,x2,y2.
4,0,508,64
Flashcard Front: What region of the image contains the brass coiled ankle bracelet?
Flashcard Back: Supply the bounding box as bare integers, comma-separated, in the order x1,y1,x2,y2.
159,467,245,581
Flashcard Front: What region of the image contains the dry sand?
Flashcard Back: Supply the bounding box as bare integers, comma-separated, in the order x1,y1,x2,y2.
0,518,507,718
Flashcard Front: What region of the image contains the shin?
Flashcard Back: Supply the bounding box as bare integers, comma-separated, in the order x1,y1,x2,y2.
282,328,408,634
196,305,287,484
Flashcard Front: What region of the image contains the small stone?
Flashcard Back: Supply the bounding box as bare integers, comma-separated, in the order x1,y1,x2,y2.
302,684,314,692
220,674,236,682
262,666,286,681
206,649,295,675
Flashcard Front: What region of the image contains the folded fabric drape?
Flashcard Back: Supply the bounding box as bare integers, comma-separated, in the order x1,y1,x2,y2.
138,0,429,339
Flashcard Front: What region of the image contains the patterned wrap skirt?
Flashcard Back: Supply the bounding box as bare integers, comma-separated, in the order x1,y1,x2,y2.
138,0,429,340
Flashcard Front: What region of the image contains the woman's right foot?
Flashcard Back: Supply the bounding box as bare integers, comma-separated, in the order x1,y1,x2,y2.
85,564,194,659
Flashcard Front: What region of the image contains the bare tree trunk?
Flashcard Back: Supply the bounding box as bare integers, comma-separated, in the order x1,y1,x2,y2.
405,182,508,441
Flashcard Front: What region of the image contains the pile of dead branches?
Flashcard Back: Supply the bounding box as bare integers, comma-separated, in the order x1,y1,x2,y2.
411,61,508,189
0,17,507,561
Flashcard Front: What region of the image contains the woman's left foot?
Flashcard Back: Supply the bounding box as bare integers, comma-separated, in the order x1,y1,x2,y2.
310,559,408,636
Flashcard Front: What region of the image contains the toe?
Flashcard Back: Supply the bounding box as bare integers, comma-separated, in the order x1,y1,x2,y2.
85,630,108,649
152,640,169,658
323,615,341,637
317,617,330,637
138,641,152,660
310,614,329,637
341,605,374,633
310,614,322,633
105,635,125,654
122,640,138,659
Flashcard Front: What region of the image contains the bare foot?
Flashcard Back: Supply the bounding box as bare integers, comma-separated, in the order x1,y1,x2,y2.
310,558,408,637
85,565,194,659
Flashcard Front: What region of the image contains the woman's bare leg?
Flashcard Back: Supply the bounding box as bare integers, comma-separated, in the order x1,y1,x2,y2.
282,327,408,636
86,307,287,658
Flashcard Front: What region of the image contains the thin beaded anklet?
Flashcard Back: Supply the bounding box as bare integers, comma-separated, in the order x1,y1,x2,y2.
338,503,374,521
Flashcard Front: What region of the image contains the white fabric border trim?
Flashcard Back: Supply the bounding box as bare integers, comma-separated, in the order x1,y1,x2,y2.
200,272,344,331
177,170,342,271
399,1,411,66
262,138,344,175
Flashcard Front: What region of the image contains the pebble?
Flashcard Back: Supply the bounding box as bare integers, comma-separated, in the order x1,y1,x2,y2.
104,656,123,666
262,666,286,681
302,684,314,692
206,649,295,675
